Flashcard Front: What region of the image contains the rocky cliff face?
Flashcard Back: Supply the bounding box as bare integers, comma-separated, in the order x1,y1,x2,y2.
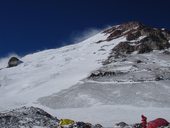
103,21,170,42
99,21,170,55
101,21,170,63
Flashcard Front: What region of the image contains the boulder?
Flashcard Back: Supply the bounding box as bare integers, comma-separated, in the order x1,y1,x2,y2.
75,122,92,128
136,60,143,64
8,57,22,68
115,122,128,128
93,124,103,128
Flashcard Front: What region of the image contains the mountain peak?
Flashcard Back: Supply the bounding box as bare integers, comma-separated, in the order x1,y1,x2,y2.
115,21,144,30
103,21,170,40
103,21,143,34
97,21,170,56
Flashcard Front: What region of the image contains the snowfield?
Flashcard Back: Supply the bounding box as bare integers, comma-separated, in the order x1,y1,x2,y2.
0,22,170,127
0,32,120,110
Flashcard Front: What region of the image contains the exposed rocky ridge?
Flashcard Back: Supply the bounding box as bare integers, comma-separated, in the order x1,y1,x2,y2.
103,21,145,41
97,22,170,63
103,21,170,42
0,106,59,128
90,49,170,82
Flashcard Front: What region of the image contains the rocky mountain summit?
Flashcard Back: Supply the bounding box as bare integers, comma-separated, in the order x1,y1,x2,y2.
103,21,170,41
99,21,170,58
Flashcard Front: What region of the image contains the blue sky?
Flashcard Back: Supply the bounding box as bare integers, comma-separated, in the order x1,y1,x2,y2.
0,0,170,57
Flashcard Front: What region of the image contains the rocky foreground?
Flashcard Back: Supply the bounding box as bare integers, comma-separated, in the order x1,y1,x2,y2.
0,106,169,128
0,106,58,128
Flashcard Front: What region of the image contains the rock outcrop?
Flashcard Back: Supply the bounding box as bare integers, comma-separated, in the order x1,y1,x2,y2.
8,57,23,68
97,21,170,61
0,106,59,128
103,21,170,42
98,22,170,64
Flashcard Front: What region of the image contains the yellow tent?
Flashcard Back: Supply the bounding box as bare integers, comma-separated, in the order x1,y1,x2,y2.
59,119,75,126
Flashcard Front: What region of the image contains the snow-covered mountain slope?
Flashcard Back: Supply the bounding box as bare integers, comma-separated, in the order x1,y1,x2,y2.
38,22,170,109
0,31,125,110
0,21,170,126
39,50,170,109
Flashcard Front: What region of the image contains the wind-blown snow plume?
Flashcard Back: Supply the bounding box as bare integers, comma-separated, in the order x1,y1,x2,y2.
70,28,103,43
